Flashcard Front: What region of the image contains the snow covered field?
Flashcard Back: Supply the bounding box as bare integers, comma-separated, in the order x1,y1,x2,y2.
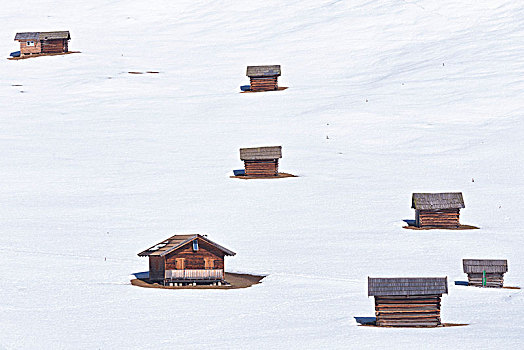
1,0,523,348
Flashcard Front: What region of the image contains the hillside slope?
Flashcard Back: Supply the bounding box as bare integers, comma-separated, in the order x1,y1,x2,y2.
1,1,523,349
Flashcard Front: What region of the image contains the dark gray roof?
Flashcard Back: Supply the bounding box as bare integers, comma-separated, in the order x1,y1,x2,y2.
412,192,465,210
15,31,70,41
463,259,508,273
246,65,281,77
14,32,39,40
138,234,236,257
240,146,282,160
368,277,448,296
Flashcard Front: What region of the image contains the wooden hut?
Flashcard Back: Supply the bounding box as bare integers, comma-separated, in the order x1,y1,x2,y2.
368,277,448,327
240,146,282,177
246,65,281,91
138,234,236,286
463,259,508,288
14,31,70,56
412,192,465,228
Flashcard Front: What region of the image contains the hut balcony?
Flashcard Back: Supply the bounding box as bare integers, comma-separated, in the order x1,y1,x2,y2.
165,269,224,281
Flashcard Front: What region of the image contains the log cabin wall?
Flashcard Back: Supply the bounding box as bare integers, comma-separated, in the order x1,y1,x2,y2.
467,273,504,288
41,39,67,53
164,239,225,270
416,209,460,227
244,159,278,176
374,295,442,327
250,77,278,91
19,40,42,55
148,256,165,281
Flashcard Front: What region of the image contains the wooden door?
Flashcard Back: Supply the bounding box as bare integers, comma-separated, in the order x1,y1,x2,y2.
175,258,185,270
204,257,213,269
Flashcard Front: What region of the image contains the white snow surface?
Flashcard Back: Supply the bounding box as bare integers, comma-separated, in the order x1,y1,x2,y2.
1,0,524,348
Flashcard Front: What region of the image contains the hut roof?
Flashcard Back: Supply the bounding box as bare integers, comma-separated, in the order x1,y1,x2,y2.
463,259,508,273
138,234,236,257
246,65,281,77
15,31,70,41
14,32,39,40
412,192,465,210
368,277,448,296
39,31,70,40
240,146,282,160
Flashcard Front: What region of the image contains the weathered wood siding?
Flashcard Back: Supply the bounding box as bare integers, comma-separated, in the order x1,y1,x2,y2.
244,159,278,176
148,256,165,282
467,272,504,288
164,238,225,271
416,209,460,228
19,40,42,55
375,295,442,327
41,39,67,53
250,77,278,91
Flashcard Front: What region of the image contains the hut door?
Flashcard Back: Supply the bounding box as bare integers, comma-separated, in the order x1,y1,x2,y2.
204,257,213,269
175,258,185,270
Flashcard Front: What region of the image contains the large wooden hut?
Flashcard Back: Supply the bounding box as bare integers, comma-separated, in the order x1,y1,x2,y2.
240,146,282,177
138,234,236,286
463,259,508,288
412,192,465,228
14,31,70,56
368,277,448,327
246,65,281,91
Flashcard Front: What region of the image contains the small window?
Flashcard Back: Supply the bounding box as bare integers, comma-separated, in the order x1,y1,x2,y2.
26,41,34,46
192,240,199,251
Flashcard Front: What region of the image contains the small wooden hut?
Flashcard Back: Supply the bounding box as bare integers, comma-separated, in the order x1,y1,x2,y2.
14,31,70,56
463,259,508,288
138,234,236,286
240,146,282,177
368,277,448,327
412,192,465,228
246,65,281,91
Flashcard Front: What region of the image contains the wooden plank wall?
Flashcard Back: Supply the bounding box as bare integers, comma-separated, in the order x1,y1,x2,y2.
244,159,278,176
250,77,278,91
41,39,67,53
417,209,460,227
467,273,504,288
19,41,42,55
375,295,442,327
164,239,225,270
148,256,165,281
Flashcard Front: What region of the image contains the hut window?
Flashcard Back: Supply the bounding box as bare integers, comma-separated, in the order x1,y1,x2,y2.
26,41,34,46
192,240,199,251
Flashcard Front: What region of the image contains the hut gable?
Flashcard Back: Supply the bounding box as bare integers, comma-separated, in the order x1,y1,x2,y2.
246,65,281,91
463,259,508,287
246,65,281,77
239,146,282,176
239,146,282,160
368,277,448,296
138,234,235,285
412,192,465,210
463,259,508,273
